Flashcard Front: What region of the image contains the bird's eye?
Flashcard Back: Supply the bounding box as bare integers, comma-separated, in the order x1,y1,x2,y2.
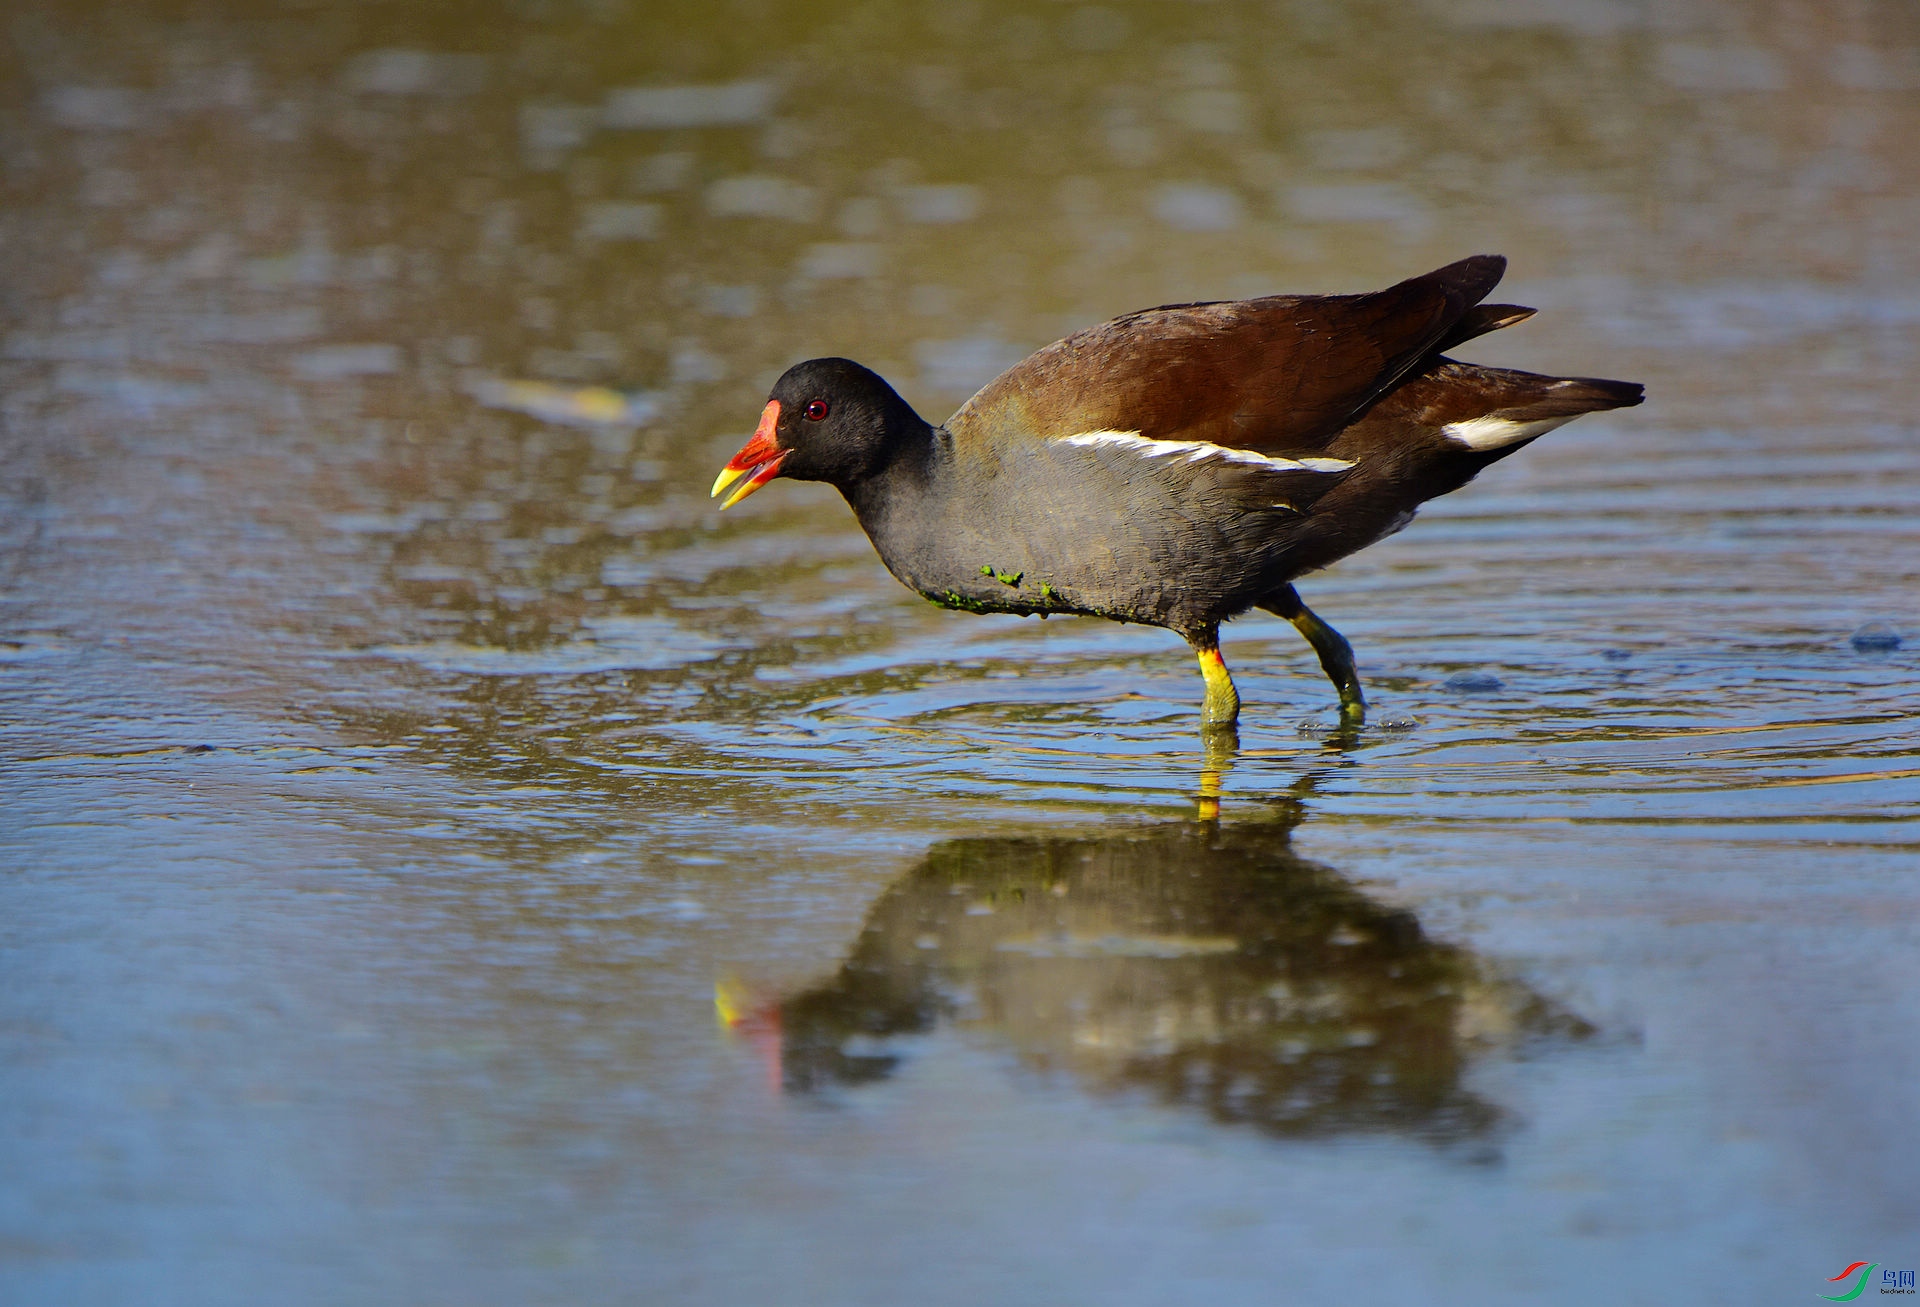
804,399,829,421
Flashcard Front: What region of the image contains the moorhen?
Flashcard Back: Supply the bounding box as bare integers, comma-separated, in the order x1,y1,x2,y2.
712,255,1641,727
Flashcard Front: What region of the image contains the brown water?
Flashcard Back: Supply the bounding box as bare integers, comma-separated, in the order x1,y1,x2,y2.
3,0,1918,1301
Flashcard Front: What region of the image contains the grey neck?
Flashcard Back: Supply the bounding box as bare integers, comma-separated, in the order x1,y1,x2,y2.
841,421,947,560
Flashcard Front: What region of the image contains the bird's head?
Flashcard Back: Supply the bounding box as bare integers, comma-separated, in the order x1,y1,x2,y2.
711,358,925,508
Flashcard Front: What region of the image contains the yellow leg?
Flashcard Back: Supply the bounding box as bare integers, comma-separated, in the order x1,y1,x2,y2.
1197,646,1241,728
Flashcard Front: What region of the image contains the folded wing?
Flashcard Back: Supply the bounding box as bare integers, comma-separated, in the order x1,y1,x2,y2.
954,254,1511,457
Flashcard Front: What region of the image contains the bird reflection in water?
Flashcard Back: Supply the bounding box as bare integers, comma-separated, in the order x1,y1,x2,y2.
733,818,1593,1146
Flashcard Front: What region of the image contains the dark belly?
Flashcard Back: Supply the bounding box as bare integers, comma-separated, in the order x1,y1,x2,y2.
859,482,1305,631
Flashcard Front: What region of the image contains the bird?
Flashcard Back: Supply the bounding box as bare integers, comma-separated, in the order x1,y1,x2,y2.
711,255,1642,729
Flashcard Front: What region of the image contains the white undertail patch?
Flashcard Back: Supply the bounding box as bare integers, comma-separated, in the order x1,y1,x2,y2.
1060,429,1352,474
1440,415,1575,451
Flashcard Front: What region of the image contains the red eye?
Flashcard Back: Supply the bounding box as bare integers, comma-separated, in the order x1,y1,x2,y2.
804,399,829,421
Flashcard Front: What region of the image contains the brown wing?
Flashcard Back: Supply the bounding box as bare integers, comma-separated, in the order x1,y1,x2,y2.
952,255,1508,455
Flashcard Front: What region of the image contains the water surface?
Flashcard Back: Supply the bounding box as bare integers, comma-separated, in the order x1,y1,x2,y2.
3,0,1917,1302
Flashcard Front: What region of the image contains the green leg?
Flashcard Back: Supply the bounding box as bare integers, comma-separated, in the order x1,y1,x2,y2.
1260,585,1366,723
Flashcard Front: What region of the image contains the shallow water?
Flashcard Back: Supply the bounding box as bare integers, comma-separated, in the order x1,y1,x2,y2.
3,0,1918,1301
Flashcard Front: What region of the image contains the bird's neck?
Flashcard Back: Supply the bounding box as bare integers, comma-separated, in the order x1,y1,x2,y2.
841,419,947,558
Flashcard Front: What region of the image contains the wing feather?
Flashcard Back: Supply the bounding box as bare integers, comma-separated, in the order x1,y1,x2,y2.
951,255,1508,457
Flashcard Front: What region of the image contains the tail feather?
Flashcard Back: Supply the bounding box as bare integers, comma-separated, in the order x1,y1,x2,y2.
1414,363,1643,453
1497,375,1644,422
1435,303,1536,352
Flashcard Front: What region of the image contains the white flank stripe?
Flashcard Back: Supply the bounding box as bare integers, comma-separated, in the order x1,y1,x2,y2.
1440,415,1575,451
1060,429,1352,473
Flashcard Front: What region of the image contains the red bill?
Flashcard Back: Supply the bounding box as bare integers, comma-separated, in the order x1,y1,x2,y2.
710,399,790,509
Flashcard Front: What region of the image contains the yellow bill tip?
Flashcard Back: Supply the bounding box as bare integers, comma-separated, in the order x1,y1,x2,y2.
717,473,765,511
711,465,746,499
714,449,788,510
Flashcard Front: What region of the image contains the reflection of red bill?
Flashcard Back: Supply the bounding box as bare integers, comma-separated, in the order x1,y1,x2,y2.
715,976,784,1095
710,399,789,509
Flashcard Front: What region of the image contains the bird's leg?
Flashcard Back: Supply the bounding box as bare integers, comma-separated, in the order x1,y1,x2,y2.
1260,584,1366,723
1188,628,1240,817
1189,631,1241,730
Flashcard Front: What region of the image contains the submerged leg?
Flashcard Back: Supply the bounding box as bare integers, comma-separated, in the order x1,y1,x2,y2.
1187,630,1242,730
1260,584,1366,723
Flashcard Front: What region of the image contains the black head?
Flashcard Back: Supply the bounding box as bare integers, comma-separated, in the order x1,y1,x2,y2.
712,358,928,508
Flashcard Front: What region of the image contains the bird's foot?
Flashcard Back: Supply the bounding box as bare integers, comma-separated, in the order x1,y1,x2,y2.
1336,682,1366,725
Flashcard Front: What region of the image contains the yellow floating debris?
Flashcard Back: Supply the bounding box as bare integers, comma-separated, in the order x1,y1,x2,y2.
468,375,661,427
